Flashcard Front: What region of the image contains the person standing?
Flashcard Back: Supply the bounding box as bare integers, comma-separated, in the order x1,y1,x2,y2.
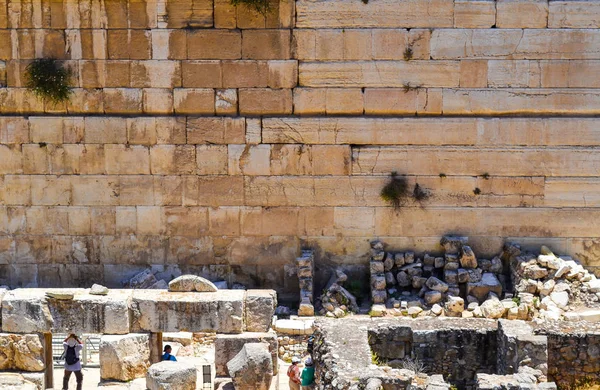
162,345,177,361
301,357,315,389
62,334,83,390
287,356,302,390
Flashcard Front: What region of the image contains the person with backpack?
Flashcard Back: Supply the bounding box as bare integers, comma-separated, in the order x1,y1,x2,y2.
287,356,302,390
162,345,177,361
62,334,83,390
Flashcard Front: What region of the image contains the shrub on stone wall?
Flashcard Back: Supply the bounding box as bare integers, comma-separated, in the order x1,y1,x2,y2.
25,58,72,104
230,0,272,16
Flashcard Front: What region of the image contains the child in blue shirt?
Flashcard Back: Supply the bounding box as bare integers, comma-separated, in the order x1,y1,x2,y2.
162,345,177,361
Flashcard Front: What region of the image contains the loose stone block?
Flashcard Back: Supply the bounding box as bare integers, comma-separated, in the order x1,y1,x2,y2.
146,361,196,390
467,273,503,303
227,343,273,390
130,290,244,333
245,290,277,332
214,331,278,376
100,334,150,381
2,289,130,334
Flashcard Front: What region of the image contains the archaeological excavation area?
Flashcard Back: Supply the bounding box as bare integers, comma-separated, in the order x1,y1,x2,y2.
3,0,600,388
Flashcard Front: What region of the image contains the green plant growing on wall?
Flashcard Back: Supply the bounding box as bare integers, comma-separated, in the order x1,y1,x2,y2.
25,58,73,104
481,172,490,180
380,172,410,209
403,46,413,61
230,0,272,16
413,183,430,201
402,82,421,93
473,187,481,195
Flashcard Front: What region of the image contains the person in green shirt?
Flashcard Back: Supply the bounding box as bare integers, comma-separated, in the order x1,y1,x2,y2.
300,357,315,389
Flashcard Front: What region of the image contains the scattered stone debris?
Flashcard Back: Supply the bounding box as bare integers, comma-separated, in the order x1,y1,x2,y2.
168,275,218,293
317,267,358,318
366,236,600,323
125,269,167,289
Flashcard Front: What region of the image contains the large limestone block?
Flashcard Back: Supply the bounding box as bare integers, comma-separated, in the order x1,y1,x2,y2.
100,334,150,382
299,61,460,88
245,290,277,332
146,361,196,390
130,290,244,333
549,2,600,28
2,289,131,334
351,145,600,176
431,29,600,60
454,1,496,28
227,343,273,390
263,117,600,147
496,0,548,28
296,0,454,28
214,331,278,376
0,334,44,372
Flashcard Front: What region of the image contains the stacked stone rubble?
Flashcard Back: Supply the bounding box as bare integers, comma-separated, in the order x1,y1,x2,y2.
367,236,600,322
369,240,387,307
297,250,315,317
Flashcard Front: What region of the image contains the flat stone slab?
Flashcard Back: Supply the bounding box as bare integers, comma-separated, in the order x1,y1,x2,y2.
130,290,245,333
2,289,131,334
274,319,315,335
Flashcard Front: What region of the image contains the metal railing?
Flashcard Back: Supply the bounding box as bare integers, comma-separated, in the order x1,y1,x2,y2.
52,334,101,368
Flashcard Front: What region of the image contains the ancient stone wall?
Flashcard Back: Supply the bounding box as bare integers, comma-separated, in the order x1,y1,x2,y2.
2,0,600,292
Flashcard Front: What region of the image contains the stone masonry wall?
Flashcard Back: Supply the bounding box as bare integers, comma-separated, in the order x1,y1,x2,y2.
2,0,600,292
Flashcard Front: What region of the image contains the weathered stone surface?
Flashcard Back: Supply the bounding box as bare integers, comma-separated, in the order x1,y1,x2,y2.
426,277,448,293
245,290,276,332
460,246,478,269
90,284,109,296
0,373,37,390
480,298,506,319
2,289,130,334
445,296,464,316
100,334,150,381
0,334,44,372
131,290,244,333
146,361,196,390
467,273,503,303
227,342,273,390
214,331,278,376
168,275,218,292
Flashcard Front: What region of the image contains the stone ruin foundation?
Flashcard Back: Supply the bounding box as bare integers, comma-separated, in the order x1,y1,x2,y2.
0,286,278,389
312,316,600,390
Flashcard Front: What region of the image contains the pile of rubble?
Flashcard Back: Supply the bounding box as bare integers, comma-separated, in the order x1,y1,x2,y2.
316,269,359,318
369,237,600,322
297,251,315,316
512,246,600,322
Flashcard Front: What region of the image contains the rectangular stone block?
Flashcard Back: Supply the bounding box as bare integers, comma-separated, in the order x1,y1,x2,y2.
222,60,268,88
242,29,291,60
182,60,223,88
299,61,460,88
187,117,245,144
130,290,244,333
245,289,276,332
296,0,454,28
30,175,71,206
454,0,496,28
187,30,241,59
539,60,600,88
496,0,548,28
0,175,31,205
549,1,600,28
103,88,143,114
150,145,197,175
105,145,150,175
544,178,600,207
442,88,600,115
0,117,29,144
239,88,292,115
196,145,228,175
208,207,240,236
174,88,215,115
214,331,278,376
2,288,131,334
131,60,181,88
351,146,600,177
85,117,127,144
375,207,600,238
431,29,600,60
166,0,213,28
